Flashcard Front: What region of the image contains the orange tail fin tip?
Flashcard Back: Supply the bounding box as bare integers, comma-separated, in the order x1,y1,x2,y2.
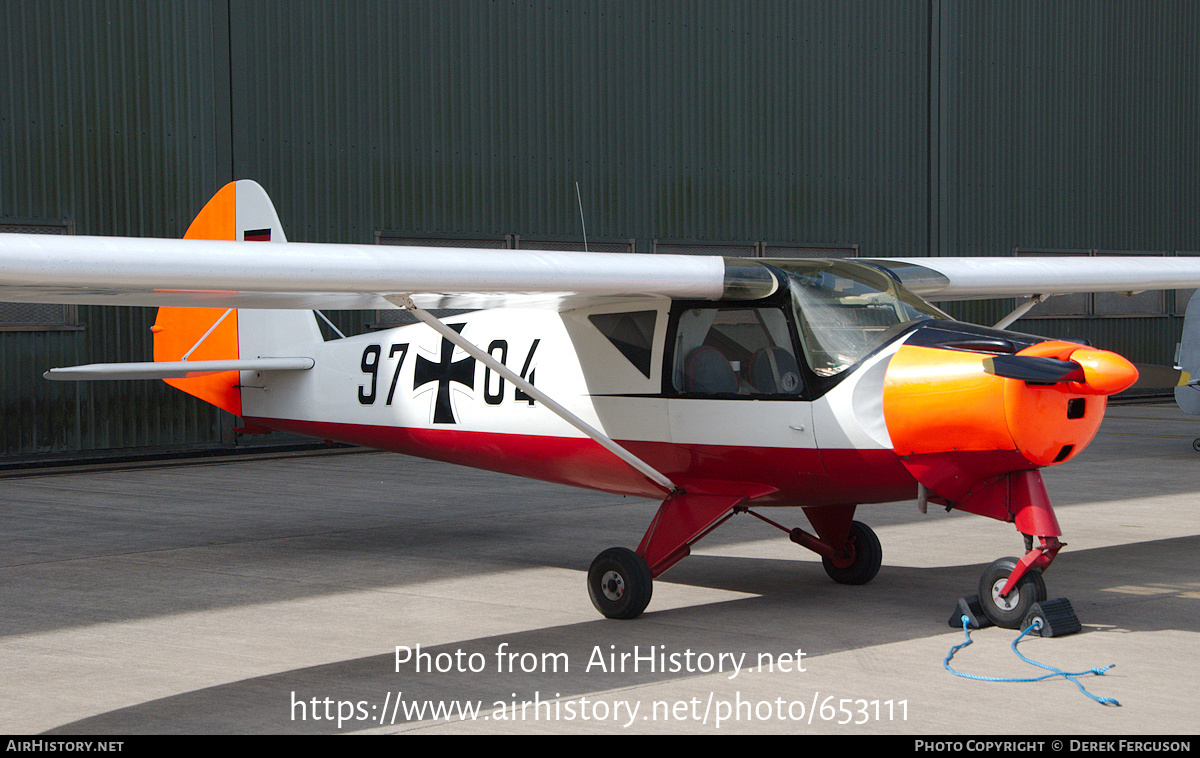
152,181,288,417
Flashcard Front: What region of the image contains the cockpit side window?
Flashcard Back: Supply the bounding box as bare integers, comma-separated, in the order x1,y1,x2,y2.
671,307,804,397
589,311,657,378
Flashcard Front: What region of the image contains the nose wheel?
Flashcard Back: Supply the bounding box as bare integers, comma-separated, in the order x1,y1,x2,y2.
978,556,1047,628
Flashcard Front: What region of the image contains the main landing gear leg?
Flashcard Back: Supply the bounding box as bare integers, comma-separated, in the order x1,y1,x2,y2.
586,497,884,620
800,505,883,585
587,490,748,620
735,503,883,584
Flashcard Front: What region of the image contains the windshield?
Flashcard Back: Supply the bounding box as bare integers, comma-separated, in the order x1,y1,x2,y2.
776,260,945,376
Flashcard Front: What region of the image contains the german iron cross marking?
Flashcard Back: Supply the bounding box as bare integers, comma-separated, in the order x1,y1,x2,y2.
413,324,476,424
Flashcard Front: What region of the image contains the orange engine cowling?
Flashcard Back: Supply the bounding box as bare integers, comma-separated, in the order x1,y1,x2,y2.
882,340,1136,504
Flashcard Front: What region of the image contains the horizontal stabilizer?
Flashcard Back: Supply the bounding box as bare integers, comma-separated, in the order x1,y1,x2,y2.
44,357,314,381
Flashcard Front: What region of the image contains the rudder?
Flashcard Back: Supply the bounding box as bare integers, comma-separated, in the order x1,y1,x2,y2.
153,180,320,416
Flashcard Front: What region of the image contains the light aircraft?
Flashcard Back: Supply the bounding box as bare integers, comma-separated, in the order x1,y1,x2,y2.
4,180,1199,627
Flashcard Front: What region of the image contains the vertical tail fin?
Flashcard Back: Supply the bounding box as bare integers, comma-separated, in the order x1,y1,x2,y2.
153,180,320,416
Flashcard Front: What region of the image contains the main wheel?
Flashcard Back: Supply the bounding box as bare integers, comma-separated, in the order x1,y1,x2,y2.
821,520,882,585
587,547,653,619
978,556,1047,629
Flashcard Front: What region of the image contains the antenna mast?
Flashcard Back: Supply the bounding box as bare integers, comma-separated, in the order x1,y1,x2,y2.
575,181,589,253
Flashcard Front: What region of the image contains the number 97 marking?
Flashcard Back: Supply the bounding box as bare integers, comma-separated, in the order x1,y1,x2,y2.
359,343,409,405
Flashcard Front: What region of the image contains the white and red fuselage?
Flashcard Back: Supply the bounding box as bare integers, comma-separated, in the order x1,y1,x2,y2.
240,303,904,505
225,270,1133,513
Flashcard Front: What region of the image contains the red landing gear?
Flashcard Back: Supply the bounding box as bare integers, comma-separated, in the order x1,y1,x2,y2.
976,535,1062,628
924,470,1068,629
947,471,1067,629
586,492,881,619
978,557,1047,629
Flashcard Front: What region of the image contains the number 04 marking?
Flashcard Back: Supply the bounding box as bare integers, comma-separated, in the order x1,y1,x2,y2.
483,338,540,406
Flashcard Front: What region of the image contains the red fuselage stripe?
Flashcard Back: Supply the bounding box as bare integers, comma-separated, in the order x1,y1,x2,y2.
244,416,922,506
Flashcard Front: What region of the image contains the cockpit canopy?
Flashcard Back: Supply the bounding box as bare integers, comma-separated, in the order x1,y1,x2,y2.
770,260,946,376
671,259,946,398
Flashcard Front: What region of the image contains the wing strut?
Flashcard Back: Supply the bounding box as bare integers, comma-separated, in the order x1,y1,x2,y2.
993,294,1049,330
394,296,679,495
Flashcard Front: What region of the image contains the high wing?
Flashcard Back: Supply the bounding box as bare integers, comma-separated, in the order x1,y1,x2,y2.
3,232,1200,311
862,256,1200,300
0,232,767,311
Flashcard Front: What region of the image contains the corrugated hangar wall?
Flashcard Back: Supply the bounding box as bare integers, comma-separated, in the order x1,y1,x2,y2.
0,0,1197,461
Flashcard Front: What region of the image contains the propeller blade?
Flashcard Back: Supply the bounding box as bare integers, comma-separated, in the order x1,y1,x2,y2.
983,355,1086,384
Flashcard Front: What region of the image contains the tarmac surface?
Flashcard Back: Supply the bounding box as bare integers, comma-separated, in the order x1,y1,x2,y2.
1,403,1198,735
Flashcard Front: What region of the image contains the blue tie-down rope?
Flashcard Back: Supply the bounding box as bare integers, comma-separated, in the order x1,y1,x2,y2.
944,615,1120,706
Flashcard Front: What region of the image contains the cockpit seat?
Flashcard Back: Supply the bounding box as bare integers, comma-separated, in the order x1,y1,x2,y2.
683,346,738,394
750,346,803,394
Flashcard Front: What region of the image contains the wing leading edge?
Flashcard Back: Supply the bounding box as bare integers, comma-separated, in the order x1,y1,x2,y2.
4,234,1200,311
0,232,780,311
861,257,1200,301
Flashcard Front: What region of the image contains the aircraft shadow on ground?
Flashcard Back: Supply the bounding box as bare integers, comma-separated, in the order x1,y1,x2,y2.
43,534,1199,734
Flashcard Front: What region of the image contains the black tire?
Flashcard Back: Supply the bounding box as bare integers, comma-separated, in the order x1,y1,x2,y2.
1192,438,1200,452
978,556,1047,629
587,547,653,619
821,521,882,585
